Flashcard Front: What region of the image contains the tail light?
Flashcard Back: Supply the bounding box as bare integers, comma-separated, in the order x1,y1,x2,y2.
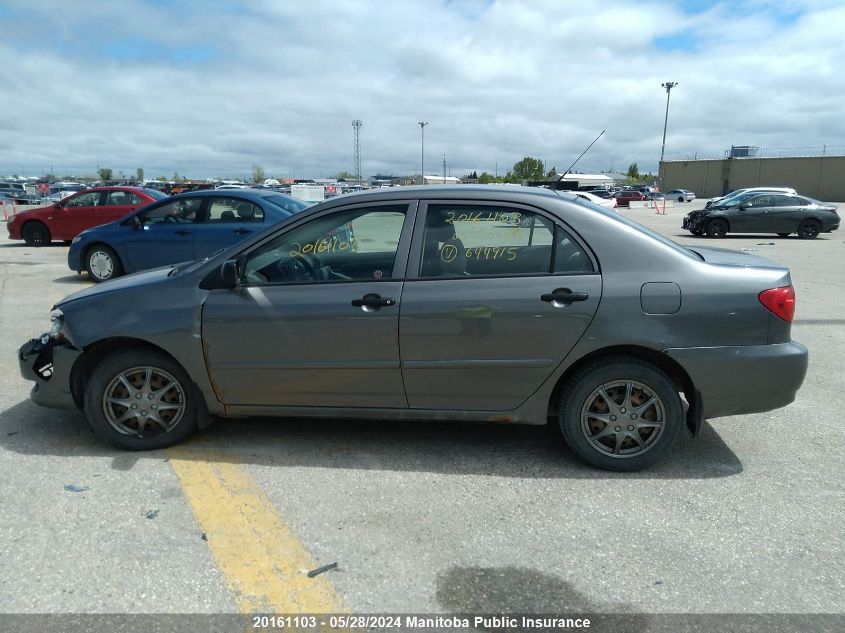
758,286,795,322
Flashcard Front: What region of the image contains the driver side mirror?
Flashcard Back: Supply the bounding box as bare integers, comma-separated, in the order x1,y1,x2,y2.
219,259,241,288
131,215,142,229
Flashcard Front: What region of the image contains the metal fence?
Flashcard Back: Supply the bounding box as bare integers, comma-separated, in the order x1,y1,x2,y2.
667,145,845,161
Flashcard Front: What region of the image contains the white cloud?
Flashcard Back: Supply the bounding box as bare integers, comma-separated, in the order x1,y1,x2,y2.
0,0,843,178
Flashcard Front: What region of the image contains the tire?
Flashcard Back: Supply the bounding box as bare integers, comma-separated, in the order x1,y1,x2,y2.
797,219,820,240
557,357,684,471
678,196,684,202
22,221,51,247
777,233,790,238
705,219,728,238
84,349,198,450
85,244,123,283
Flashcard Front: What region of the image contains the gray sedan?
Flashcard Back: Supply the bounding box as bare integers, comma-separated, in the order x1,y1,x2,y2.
19,186,808,471
685,192,839,238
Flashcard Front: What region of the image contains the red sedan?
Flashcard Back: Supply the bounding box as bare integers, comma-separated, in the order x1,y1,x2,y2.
7,186,167,246
614,190,648,207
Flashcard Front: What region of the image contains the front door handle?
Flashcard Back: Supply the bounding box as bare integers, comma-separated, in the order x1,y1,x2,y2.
351,293,396,311
233,228,253,235
541,288,589,304
174,230,192,236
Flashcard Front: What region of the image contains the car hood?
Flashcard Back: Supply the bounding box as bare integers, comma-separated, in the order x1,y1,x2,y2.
687,245,786,269
9,205,53,219
57,265,176,306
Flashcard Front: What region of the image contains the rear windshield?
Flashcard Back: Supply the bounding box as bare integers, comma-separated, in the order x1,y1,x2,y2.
266,194,309,214
142,188,169,200
566,194,703,261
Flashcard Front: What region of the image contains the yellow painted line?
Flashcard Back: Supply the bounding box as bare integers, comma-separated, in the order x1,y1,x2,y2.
167,448,347,614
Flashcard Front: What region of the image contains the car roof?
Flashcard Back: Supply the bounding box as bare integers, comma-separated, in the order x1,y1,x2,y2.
171,188,288,199
313,184,565,209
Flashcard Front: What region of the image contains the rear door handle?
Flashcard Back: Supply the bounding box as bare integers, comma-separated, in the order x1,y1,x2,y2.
233,228,253,235
351,293,396,310
174,230,192,236
541,288,589,304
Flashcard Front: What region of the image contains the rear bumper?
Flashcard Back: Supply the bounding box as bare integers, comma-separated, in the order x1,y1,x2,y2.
19,337,81,410
665,342,808,419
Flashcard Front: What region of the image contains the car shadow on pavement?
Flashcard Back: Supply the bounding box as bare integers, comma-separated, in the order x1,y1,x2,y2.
437,566,648,631
674,233,832,241
0,399,743,479
52,274,91,285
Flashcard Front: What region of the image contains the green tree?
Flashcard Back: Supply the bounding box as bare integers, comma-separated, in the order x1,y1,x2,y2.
546,166,557,178
512,157,545,181
97,167,113,181
136,167,144,182
626,163,640,180
478,171,503,184
335,170,354,180
252,164,266,183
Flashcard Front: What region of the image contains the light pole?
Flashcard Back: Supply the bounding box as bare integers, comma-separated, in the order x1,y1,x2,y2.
418,121,428,184
659,81,678,191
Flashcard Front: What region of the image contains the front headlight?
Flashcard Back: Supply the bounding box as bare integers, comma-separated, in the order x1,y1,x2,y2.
47,308,64,340
71,235,82,244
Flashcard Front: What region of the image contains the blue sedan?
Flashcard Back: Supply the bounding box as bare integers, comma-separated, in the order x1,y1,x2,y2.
68,189,309,282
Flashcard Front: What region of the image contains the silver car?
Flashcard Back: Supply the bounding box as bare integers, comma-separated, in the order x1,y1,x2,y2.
19,186,808,471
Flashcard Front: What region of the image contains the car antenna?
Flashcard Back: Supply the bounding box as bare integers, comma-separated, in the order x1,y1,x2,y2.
556,129,606,184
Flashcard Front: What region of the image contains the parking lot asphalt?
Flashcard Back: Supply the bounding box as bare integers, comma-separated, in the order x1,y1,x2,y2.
0,200,842,616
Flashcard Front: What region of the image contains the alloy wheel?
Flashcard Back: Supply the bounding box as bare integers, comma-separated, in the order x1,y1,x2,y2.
102,366,186,437
580,380,666,458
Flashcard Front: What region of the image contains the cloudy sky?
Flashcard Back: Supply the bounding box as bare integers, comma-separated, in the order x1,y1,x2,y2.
1,0,843,180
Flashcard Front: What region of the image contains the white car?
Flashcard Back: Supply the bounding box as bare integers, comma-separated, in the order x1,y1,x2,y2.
571,191,618,211
666,189,696,202
706,186,796,208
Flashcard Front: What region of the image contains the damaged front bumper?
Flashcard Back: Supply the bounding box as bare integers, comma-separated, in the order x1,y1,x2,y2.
18,336,81,409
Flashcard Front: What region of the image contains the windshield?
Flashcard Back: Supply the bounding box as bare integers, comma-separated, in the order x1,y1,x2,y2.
724,193,755,207
566,194,703,260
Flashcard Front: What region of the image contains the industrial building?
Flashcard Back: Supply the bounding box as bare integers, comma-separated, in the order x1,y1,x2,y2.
662,153,845,201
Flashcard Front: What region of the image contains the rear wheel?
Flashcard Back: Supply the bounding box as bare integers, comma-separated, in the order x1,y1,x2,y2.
797,219,820,240
22,221,51,246
557,357,684,471
705,219,728,238
84,349,198,450
85,245,123,283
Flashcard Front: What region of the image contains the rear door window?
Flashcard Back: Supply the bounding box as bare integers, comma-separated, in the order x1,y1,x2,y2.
419,205,594,278
205,198,264,223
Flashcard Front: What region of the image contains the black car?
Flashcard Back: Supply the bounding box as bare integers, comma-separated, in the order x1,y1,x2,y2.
683,192,839,239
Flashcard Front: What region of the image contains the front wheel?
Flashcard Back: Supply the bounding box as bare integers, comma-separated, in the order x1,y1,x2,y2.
678,196,684,202
22,221,51,247
85,245,123,283
557,357,684,471
84,349,198,450
797,219,820,240
706,219,729,238
690,228,703,236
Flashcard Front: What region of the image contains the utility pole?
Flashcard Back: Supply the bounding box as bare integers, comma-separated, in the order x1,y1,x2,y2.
352,119,363,185
659,81,678,190
442,153,446,184
418,121,428,184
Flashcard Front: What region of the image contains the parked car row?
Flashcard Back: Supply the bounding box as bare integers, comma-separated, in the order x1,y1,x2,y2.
6,185,309,282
